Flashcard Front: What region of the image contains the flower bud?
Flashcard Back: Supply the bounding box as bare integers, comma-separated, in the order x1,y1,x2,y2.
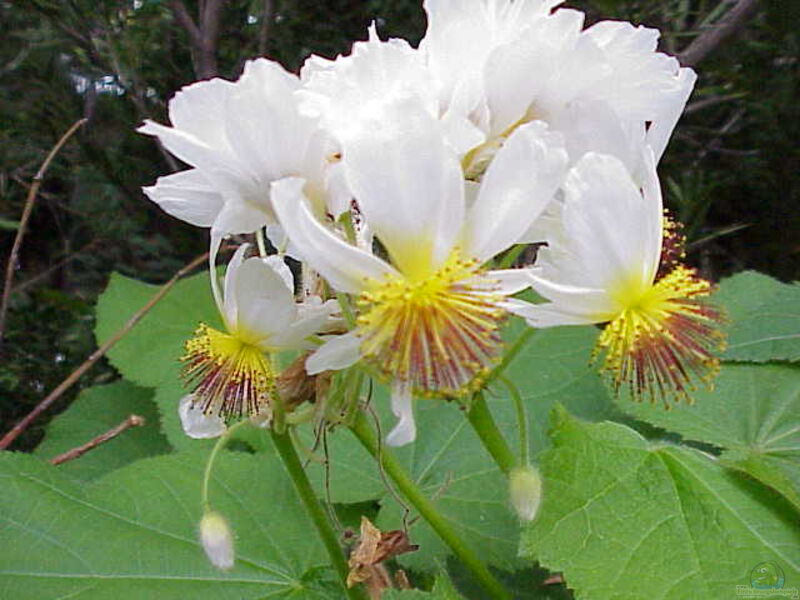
199,511,235,570
509,464,543,522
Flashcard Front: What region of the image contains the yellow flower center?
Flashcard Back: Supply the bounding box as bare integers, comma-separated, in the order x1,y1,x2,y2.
182,323,276,419
595,265,725,404
355,253,505,397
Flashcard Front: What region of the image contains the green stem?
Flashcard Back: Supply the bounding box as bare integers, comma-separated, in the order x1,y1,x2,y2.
270,429,366,600
500,376,529,466
201,420,250,512
349,411,511,600
466,393,517,475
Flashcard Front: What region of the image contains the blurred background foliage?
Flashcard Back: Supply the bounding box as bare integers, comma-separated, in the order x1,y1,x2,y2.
0,0,797,448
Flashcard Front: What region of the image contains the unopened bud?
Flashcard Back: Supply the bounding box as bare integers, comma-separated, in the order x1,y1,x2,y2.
509,465,543,522
199,511,235,570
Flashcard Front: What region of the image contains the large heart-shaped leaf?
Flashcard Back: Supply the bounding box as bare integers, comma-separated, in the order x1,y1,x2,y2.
617,362,800,511
522,407,800,599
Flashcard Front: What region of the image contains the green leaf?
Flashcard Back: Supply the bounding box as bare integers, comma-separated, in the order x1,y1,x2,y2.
715,271,800,362
521,407,800,599
94,271,222,448
94,270,221,388
0,449,343,599
616,363,800,511
384,572,465,599
33,380,171,480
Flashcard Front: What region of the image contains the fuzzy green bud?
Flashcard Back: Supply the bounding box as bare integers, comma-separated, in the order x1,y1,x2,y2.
509,464,543,522
199,511,235,570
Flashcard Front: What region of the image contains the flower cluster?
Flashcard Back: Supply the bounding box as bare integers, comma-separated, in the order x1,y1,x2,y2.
141,0,724,445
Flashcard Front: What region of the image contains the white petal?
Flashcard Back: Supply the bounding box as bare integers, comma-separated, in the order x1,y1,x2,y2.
305,333,362,374
168,78,236,145
225,60,322,186
233,257,297,343
462,121,567,262
263,255,294,292
487,268,535,295
271,177,396,294
267,300,338,349
221,243,250,328
503,299,603,328
212,200,270,236
386,382,416,447
342,98,465,273
560,153,659,290
209,230,225,316
528,276,614,315
142,169,224,228
647,67,697,164
484,9,587,136
138,120,218,170
546,99,647,176
179,395,226,439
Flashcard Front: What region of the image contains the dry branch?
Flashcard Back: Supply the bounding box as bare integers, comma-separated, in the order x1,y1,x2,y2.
0,118,87,346
679,0,760,67
49,415,145,466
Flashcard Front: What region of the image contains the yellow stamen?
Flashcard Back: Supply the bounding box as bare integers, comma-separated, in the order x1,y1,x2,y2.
181,323,276,419
595,265,725,405
355,253,505,397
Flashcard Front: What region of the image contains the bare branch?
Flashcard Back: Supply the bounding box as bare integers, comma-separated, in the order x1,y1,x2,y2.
49,415,145,466
679,0,760,67
0,118,87,346
198,0,226,79
258,0,275,56
168,0,203,47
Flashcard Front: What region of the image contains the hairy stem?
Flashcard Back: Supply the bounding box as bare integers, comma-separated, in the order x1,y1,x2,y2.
270,429,366,600
466,392,517,475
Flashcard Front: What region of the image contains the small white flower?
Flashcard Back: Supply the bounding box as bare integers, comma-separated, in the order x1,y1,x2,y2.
273,98,568,445
508,152,724,403
179,244,337,438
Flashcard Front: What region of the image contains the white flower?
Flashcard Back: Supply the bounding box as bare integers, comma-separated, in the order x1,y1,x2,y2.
508,152,724,403
421,1,695,177
299,24,482,159
139,58,346,269
272,99,567,445
179,244,337,438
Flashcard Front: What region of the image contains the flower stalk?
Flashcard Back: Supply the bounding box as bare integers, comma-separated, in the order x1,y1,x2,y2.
466,392,517,476
349,410,511,600
270,428,368,600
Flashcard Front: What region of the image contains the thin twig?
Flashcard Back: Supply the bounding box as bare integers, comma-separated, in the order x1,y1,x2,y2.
678,0,760,67
49,414,145,466
0,118,87,346
685,93,743,114
258,0,274,56
0,251,210,450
